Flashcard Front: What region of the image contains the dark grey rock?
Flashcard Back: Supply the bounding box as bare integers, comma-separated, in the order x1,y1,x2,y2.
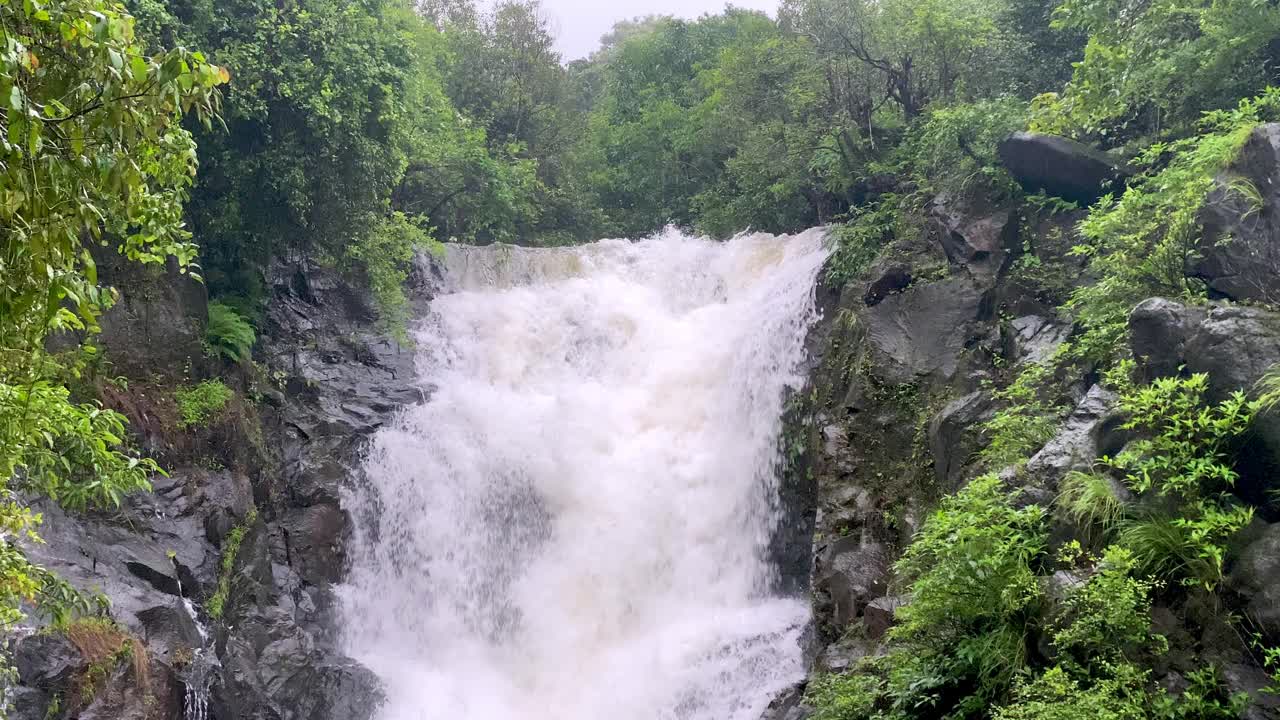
1025,385,1122,487
816,536,891,627
1008,315,1070,366
998,131,1132,204
137,603,204,660
1223,662,1280,720
1194,123,1280,305
1131,301,1280,507
1129,298,1208,380
929,391,993,490
863,596,907,640
864,264,913,307
863,275,990,382
79,251,208,380
15,633,83,691
1229,522,1280,640
281,503,347,586
928,194,1018,281
759,684,812,720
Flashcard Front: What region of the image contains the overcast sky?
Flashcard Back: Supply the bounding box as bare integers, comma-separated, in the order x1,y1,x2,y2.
496,0,781,60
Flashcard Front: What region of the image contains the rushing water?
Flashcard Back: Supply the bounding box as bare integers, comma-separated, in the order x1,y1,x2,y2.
340,228,830,720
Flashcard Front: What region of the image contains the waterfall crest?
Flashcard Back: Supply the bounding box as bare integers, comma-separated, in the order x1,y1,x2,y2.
340,228,830,720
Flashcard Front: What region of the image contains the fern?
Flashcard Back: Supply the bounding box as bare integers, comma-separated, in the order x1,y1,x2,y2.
205,301,256,364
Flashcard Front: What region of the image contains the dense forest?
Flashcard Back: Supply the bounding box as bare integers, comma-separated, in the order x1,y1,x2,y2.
4,0,1280,717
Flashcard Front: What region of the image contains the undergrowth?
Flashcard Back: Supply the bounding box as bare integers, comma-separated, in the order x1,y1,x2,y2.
176,380,233,430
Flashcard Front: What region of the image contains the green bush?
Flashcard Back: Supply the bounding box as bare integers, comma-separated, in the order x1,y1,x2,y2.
175,380,233,429
1063,90,1280,366
805,669,886,720
1102,364,1259,588
342,211,445,343
886,473,1048,716
205,302,257,364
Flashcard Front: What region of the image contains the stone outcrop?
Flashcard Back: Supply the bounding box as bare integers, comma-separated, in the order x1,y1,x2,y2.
998,131,1133,204
11,255,433,720
788,131,1280,716
1194,123,1280,305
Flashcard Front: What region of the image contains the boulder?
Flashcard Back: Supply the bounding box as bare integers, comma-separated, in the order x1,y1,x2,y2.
929,391,994,490
863,275,991,383
15,634,83,691
1024,384,1123,487
1129,299,1209,381
863,596,907,640
928,194,1018,280
1129,301,1280,508
1007,315,1071,366
759,684,812,720
1194,123,1280,304
1228,522,1280,641
998,132,1132,204
815,536,891,627
863,264,913,307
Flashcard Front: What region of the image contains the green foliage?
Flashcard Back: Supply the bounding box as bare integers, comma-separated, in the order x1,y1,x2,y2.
1058,470,1126,544
886,473,1048,716
205,301,256,364
206,507,257,621
343,212,444,341
825,197,900,285
175,380,232,430
994,663,1151,720
1063,90,1280,366
895,98,1028,199
1033,0,1280,140
981,361,1062,469
0,0,222,637
1102,364,1259,588
1050,547,1158,666
805,669,886,720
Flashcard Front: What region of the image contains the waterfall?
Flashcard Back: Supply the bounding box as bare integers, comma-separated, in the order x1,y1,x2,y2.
339,228,830,720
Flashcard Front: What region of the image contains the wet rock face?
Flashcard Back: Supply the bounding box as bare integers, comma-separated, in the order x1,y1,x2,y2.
863,274,992,383
1195,123,1280,305
998,131,1132,204
13,257,431,720
91,251,210,381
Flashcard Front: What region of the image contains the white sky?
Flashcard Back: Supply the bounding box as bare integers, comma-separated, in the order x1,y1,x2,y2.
490,0,781,60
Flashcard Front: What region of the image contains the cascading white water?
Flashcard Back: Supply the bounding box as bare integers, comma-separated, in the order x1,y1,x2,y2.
339,228,830,720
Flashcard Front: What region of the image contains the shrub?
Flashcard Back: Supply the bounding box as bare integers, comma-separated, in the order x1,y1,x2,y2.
342,211,444,344
1050,547,1158,667
826,198,898,286
176,380,233,429
205,301,256,364
898,97,1029,199
1103,364,1259,588
886,473,1048,716
981,361,1063,469
805,669,886,720
1062,89,1280,367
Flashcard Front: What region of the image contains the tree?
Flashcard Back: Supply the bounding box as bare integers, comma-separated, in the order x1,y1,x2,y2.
1034,0,1280,141
0,0,224,629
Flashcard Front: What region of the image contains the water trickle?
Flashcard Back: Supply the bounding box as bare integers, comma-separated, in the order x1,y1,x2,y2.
340,229,830,720
176,579,215,720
